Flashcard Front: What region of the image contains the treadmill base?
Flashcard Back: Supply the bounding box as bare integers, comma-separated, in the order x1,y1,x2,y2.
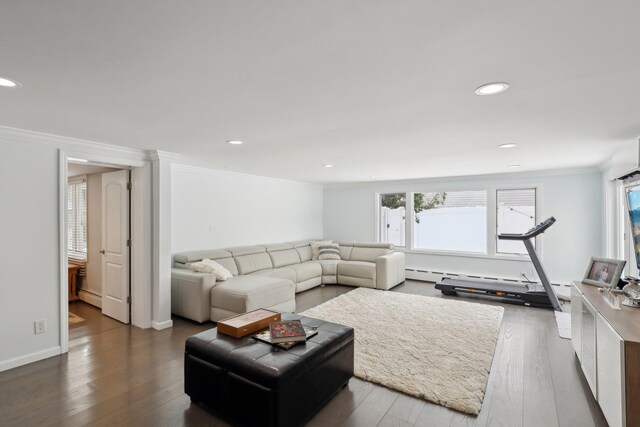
435,278,555,310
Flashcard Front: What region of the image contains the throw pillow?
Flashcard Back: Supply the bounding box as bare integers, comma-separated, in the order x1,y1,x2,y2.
189,259,233,281
310,240,333,260
318,243,341,260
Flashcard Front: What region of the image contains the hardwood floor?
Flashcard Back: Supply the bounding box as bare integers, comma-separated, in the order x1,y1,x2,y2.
0,281,607,427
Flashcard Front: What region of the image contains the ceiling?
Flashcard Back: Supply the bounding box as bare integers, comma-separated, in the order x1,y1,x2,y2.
68,162,120,178
1,1,640,183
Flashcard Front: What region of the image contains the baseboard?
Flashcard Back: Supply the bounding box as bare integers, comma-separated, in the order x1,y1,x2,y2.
151,319,173,330
0,346,61,373
78,289,102,308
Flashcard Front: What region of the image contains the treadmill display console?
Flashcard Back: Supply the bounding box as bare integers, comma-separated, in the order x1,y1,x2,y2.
499,216,556,240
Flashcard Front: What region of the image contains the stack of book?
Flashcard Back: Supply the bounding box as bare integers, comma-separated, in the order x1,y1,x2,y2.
253,320,318,350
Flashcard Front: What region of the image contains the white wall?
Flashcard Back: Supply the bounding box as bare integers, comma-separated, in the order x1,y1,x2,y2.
324,169,604,284
0,126,153,372
0,139,61,368
171,164,323,252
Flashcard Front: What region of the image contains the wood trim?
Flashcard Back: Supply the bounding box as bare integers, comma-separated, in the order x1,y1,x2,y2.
626,341,640,426
78,289,102,308
59,151,69,354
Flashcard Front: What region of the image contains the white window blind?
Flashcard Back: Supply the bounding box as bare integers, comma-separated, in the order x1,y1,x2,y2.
67,180,87,259
496,188,536,255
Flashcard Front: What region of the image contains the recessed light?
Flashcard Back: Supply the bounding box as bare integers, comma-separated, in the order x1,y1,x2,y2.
227,140,243,145
68,157,88,163
0,76,22,88
508,164,521,168
475,82,509,96
499,143,518,149
323,164,334,168
369,175,378,178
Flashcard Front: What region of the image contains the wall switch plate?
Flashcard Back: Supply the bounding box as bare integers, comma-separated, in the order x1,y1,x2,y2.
34,319,46,334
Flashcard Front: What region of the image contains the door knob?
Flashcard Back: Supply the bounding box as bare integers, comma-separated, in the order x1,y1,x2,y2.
100,250,105,254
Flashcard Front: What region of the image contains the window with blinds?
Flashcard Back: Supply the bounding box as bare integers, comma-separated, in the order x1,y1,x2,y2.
496,188,536,255
68,180,87,259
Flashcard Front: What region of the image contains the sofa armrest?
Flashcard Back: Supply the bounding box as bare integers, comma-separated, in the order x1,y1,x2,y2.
375,252,406,290
171,268,216,323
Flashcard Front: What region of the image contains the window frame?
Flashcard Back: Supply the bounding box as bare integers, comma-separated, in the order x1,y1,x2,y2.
375,184,541,261
376,192,409,248
495,187,538,256
410,189,489,255
67,176,88,260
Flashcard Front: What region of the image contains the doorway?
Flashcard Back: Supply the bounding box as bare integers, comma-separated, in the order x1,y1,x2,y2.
67,161,131,331
59,150,153,353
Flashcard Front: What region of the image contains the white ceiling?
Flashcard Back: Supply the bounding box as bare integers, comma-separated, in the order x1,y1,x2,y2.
67,163,120,178
1,1,640,183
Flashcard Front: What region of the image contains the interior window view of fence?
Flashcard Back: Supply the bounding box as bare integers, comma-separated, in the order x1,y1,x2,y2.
379,188,536,255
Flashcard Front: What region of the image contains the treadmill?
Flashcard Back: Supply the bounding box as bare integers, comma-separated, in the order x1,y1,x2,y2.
435,216,562,311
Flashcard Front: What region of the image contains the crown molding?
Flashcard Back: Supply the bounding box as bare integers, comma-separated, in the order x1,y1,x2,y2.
323,166,603,189
149,150,181,161
0,125,149,163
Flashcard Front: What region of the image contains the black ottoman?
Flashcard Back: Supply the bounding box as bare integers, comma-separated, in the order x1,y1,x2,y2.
184,313,354,427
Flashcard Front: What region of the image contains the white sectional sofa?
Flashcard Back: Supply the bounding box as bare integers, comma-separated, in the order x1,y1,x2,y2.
171,240,406,322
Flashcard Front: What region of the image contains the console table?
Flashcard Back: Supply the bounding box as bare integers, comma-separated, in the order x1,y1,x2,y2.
571,281,640,427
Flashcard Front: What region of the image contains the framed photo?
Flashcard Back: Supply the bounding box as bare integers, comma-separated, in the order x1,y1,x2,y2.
582,257,626,287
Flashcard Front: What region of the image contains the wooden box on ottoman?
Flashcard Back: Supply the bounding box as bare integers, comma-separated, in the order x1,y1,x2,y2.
184,314,354,427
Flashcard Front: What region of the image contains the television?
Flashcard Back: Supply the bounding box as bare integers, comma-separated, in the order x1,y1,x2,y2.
625,183,640,270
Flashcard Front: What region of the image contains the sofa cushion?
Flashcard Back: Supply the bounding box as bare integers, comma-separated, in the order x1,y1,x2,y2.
338,261,376,279
213,257,239,276
316,260,340,276
310,240,332,260
318,243,341,260
295,245,312,262
354,242,395,249
268,249,301,268
251,267,297,283
349,247,391,263
289,240,313,248
210,275,295,314
190,259,233,280
174,249,232,266
185,257,238,276
225,245,267,257
234,252,274,275
263,242,294,251
288,261,323,283
339,245,353,260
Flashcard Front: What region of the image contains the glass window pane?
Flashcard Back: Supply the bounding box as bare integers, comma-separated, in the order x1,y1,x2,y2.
379,193,406,247
413,191,487,252
67,181,88,258
496,188,536,255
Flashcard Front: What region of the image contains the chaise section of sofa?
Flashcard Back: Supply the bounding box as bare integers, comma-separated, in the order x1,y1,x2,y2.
171,240,405,323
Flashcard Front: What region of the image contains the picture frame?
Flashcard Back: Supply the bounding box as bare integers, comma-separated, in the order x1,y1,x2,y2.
582,257,626,287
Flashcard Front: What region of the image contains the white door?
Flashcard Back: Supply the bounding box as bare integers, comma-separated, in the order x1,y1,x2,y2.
101,170,130,323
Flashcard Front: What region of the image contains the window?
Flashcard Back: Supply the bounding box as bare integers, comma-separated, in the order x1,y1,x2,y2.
379,193,406,247
67,180,87,258
413,191,487,252
496,188,536,255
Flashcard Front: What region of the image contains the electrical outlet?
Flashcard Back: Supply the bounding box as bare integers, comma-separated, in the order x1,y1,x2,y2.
34,319,46,334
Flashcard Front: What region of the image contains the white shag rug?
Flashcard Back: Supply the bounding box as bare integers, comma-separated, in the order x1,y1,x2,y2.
554,310,571,339
301,288,504,415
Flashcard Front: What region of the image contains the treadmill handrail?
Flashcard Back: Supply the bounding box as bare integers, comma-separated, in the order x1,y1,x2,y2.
498,216,556,241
